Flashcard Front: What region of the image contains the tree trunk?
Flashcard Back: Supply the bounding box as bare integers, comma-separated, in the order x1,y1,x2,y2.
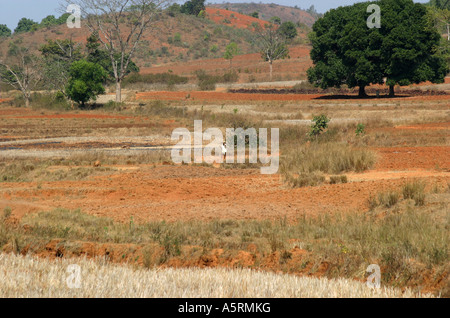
389,85,395,97
447,23,449,41
269,60,273,81
25,96,30,108
358,86,367,97
116,80,122,103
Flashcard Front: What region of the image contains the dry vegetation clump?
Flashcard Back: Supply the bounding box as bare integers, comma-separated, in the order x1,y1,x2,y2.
0,253,434,298
1,195,447,295
281,142,376,187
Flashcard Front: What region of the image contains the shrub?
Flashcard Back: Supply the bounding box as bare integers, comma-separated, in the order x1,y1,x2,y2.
402,181,426,206
309,115,330,137
378,191,399,208
355,123,366,136
329,175,348,184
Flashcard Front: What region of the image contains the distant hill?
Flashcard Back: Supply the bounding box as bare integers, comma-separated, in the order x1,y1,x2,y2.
209,2,317,27
0,8,310,72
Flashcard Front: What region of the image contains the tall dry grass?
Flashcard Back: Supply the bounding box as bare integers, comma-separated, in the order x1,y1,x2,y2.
0,253,433,298
281,142,376,187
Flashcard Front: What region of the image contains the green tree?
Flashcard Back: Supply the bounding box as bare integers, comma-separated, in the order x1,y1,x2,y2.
223,42,239,68
307,0,448,97
65,59,106,107
250,12,259,19
0,25,12,37
66,0,165,102
279,21,298,40
40,39,83,94
181,0,205,16
253,22,290,81
56,13,71,25
167,3,181,16
14,18,37,33
380,0,449,96
269,16,282,25
40,15,58,28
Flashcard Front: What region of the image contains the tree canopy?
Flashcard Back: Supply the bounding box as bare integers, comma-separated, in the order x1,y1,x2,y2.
279,21,298,40
0,24,11,37
180,0,205,16
65,59,107,107
307,0,449,96
14,18,37,34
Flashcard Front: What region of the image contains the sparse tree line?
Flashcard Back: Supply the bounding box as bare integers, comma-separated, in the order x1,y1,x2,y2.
0,0,300,106
1,0,447,107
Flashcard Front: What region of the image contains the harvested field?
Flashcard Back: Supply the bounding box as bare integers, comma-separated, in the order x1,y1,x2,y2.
0,253,432,298
1,81,449,297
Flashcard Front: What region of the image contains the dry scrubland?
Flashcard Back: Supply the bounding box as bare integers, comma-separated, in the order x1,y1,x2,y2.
0,253,433,298
0,80,449,297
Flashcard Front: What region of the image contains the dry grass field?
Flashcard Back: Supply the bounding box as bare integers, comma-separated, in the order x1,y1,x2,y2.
0,82,449,297
0,253,434,298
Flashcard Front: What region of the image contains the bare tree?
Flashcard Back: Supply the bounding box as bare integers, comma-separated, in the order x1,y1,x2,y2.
252,22,289,81
0,40,42,107
62,0,172,102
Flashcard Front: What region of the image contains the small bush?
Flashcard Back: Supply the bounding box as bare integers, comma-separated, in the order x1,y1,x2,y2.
309,115,330,137
378,191,399,208
329,175,348,184
355,123,366,136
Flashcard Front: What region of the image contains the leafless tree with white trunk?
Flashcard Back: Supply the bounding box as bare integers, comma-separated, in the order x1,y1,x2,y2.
252,22,289,81
61,0,173,102
0,40,43,107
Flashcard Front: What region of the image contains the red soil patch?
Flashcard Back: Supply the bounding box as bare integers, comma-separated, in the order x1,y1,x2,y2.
205,7,266,29
2,143,449,224
0,98,12,104
374,146,450,170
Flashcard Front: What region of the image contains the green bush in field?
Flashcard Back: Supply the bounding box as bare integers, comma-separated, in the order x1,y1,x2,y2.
309,114,330,137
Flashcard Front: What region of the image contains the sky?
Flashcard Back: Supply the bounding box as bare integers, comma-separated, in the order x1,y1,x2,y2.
0,0,431,32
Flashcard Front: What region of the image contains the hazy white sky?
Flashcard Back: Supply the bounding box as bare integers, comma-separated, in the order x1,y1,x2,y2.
0,0,430,31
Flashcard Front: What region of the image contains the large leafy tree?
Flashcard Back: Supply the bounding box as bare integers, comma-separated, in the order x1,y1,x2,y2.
381,0,448,95
308,0,448,97
65,59,107,107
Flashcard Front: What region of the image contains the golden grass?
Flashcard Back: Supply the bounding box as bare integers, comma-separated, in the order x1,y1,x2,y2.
0,253,434,298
